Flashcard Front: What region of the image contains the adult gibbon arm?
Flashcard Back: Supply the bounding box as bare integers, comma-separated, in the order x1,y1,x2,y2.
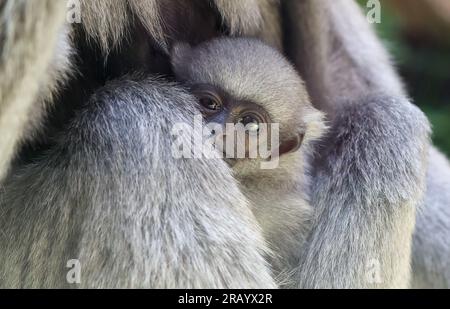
0,78,276,288
283,0,430,288
0,0,67,180
0,1,277,288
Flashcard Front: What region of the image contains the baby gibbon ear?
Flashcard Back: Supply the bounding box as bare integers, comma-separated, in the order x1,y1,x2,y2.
170,42,193,79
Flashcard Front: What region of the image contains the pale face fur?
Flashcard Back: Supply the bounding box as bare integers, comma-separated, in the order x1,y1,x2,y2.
172,38,325,179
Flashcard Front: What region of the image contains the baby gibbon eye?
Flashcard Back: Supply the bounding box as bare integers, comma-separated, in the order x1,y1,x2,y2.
195,91,223,112
191,84,225,114
237,113,265,133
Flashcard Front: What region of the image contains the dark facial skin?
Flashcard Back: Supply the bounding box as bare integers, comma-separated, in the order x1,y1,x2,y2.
191,84,304,159
191,84,270,130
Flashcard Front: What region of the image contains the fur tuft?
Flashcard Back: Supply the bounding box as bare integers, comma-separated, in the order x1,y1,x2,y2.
80,0,270,55
0,0,67,180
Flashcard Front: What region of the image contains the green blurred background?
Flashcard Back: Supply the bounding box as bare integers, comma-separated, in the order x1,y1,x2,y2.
359,0,450,156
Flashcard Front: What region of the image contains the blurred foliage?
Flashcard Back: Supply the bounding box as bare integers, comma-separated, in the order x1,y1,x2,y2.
358,0,450,156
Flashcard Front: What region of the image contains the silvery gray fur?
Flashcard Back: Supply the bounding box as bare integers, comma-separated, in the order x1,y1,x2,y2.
0,0,448,288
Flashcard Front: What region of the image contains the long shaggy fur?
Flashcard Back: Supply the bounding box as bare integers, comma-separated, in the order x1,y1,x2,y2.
412,148,450,288
283,0,405,112
80,0,271,54
0,0,445,289
298,95,430,288
0,0,67,180
0,78,276,288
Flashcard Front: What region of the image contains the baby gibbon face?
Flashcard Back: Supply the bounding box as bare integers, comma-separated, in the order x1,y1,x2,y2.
171,37,325,171
190,83,304,165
